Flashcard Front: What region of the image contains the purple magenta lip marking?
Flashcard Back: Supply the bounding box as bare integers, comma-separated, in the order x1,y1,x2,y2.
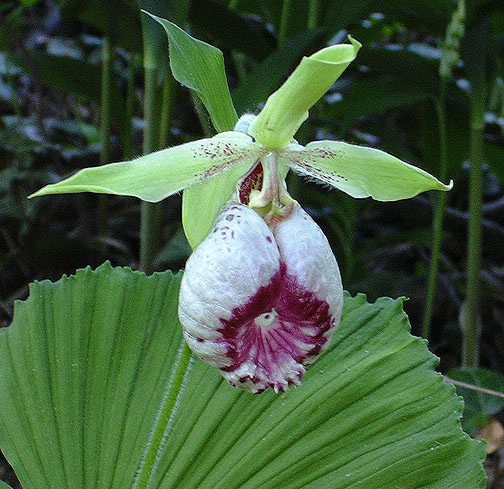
218,264,333,393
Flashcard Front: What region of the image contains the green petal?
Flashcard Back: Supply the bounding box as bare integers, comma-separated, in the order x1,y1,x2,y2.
182,153,290,250
279,140,452,201
182,164,249,249
29,132,262,203
249,36,361,150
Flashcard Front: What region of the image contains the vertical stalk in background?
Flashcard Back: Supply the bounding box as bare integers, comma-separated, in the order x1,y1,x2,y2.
307,0,320,30
97,35,114,236
462,17,488,367
140,65,162,273
422,0,465,340
278,0,292,47
464,96,484,367
159,70,176,149
422,92,449,339
122,54,139,161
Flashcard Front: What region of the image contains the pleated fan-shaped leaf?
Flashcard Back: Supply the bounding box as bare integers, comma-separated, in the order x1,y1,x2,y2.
0,264,485,489
0,263,184,489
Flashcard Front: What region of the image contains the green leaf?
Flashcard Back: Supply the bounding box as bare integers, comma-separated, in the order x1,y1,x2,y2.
0,481,13,489
280,140,452,201
7,50,128,141
0,265,485,488
146,12,238,133
249,36,361,150
321,0,375,32
0,263,183,489
328,76,429,131
53,0,142,53
188,0,275,62
485,141,504,184
139,0,189,70
356,45,440,93
448,367,504,434
29,132,262,203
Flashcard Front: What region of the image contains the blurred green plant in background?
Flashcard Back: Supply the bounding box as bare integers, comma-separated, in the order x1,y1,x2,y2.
0,0,504,487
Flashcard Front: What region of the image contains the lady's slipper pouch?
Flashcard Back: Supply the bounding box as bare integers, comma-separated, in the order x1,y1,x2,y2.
179,198,342,394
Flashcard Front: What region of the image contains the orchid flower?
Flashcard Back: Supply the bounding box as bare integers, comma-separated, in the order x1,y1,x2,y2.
30,31,452,394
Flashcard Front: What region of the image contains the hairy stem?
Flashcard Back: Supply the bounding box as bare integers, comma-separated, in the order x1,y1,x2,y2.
133,343,193,489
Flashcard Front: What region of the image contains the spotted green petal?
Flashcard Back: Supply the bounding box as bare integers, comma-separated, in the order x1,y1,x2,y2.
29,132,263,203
279,141,452,201
248,37,361,150
182,163,250,249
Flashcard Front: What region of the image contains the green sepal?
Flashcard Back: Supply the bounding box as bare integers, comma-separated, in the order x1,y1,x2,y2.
29,132,262,203
249,36,361,150
279,140,452,201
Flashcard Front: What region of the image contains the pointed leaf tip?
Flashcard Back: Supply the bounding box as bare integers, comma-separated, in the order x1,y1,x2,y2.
249,36,361,150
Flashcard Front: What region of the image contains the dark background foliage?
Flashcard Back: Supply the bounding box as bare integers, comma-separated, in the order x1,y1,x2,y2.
0,0,503,487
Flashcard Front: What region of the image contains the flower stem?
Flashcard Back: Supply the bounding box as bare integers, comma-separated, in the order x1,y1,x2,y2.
422,83,448,340
133,342,192,489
